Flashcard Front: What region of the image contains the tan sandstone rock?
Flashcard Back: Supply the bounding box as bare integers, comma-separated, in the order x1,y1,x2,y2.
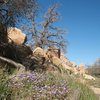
78,64,85,75
47,46,61,58
60,54,71,66
32,47,47,58
51,56,73,72
8,27,26,45
83,74,95,80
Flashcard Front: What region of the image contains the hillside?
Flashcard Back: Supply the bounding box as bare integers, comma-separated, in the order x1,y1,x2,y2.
0,28,99,100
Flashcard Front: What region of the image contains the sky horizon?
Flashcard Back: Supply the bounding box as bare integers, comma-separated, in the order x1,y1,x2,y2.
38,0,100,65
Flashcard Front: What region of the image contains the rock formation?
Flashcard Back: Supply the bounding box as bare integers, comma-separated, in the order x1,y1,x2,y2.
47,46,61,58
77,64,85,75
83,74,95,80
33,47,47,58
8,27,26,45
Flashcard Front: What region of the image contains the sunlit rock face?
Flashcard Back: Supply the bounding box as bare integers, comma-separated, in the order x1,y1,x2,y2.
46,46,61,59
78,64,86,75
8,27,26,45
83,74,95,80
32,47,47,58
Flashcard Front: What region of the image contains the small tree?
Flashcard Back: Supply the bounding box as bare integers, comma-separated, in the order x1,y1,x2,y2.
31,4,67,52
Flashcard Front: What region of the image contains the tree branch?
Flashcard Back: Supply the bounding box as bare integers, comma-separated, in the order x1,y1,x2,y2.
0,56,25,71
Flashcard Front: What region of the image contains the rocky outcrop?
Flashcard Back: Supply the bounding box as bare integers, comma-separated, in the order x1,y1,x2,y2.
31,47,48,68
8,27,26,45
30,47,88,75
77,64,85,75
15,45,32,60
32,47,85,74
60,54,74,67
47,46,60,58
83,74,95,80
51,56,73,72
33,47,47,58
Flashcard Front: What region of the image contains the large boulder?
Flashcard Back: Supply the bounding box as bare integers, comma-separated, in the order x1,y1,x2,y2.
8,27,26,45
15,45,32,60
32,47,47,58
51,56,73,72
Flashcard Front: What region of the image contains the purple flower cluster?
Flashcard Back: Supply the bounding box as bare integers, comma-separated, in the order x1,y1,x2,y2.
9,72,68,99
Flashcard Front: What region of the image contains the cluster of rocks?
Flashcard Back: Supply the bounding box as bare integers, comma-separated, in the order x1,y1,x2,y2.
32,46,84,74
4,27,95,80
32,46,95,80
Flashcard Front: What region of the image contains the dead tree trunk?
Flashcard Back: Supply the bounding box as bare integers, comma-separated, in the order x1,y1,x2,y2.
0,23,8,43
0,56,25,71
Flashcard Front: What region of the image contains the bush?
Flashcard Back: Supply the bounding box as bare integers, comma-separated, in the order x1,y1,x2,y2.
87,67,100,77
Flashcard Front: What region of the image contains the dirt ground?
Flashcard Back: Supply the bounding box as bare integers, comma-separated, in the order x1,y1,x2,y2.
90,86,100,100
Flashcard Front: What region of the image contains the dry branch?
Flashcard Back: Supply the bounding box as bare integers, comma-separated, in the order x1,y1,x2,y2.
0,56,25,71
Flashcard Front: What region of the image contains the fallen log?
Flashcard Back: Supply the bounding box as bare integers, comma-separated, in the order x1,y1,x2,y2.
0,56,25,72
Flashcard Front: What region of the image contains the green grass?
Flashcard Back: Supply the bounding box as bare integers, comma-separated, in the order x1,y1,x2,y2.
86,77,100,88
0,67,98,100
67,76,98,100
46,72,98,100
0,69,12,99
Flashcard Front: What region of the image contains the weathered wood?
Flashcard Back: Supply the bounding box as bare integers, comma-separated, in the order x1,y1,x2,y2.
0,56,25,71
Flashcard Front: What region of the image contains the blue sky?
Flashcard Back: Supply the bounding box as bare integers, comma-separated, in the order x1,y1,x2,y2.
38,0,100,65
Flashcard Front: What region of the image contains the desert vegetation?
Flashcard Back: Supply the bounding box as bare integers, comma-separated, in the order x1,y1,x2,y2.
87,59,100,78
0,0,99,100
0,67,98,100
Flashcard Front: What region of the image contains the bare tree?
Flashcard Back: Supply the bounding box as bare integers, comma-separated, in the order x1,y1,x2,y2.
0,0,38,25
0,0,38,50
31,4,67,52
0,0,38,61
87,58,100,77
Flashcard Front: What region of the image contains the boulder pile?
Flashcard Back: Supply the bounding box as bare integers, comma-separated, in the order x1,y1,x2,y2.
4,27,95,80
